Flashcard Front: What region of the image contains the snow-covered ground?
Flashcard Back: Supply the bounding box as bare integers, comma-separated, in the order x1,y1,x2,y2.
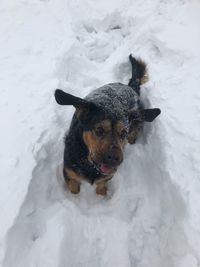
0,0,200,266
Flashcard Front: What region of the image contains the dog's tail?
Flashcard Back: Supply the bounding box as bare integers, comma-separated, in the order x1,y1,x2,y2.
128,54,148,95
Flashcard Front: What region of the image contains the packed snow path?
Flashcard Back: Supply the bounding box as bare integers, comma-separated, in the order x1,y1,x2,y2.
1,0,200,267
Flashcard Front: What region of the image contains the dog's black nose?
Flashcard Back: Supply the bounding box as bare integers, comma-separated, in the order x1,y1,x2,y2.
104,151,123,166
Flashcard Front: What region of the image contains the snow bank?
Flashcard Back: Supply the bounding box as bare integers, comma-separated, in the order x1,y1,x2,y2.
0,0,200,266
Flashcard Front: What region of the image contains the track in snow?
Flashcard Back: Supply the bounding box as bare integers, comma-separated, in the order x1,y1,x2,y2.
3,1,200,267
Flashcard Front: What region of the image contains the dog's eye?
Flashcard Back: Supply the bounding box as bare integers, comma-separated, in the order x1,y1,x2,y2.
95,127,105,137
120,130,128,140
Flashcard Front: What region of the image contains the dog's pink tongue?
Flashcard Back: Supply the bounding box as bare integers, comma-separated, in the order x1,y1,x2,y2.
100,164,113,174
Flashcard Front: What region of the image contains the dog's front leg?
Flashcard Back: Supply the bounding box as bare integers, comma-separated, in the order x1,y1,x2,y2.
63,167,83,194
95,176,112,196
96,180,107,195
67,179,80,194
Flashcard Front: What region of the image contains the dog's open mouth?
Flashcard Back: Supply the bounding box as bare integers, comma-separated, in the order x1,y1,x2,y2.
91,159,115,175
99,164,114,175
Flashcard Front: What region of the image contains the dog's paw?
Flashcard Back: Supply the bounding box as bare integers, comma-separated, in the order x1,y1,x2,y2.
67,179,81,194
96,186,107,196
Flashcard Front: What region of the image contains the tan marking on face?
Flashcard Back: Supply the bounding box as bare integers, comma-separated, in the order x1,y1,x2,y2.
114,121,128,148
83,120,128,165
83,120,112,162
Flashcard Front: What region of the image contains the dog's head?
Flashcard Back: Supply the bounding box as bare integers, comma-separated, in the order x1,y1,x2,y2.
55,89,160,175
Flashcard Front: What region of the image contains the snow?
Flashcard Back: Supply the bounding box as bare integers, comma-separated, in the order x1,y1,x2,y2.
0,0,200,266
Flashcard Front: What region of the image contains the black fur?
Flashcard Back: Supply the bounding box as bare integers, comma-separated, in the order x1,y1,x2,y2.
55,55,161,184
63,113,106,184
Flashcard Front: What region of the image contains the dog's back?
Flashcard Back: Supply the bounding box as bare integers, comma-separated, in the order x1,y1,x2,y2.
85,83,140,122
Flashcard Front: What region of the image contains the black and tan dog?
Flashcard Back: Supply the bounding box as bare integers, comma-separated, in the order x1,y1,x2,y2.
55,55,161,195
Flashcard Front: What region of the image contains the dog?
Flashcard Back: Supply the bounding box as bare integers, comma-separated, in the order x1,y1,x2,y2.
54,55,161,195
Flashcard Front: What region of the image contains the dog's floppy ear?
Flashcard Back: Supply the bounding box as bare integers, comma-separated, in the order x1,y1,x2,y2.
129,108,161,122
140,108,161,122
55,89,96,110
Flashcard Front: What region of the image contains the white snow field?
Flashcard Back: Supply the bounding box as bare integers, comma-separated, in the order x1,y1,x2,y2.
0,0,200,266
